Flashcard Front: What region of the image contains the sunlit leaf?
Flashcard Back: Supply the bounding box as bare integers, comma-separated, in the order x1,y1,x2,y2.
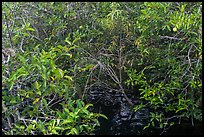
33,98,40,104
64,75,73,81
26,27,35,31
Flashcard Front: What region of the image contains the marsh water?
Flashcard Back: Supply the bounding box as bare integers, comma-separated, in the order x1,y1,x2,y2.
87,85,202,135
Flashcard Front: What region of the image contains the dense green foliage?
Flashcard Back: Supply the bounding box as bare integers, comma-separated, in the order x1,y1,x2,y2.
2,2,202,135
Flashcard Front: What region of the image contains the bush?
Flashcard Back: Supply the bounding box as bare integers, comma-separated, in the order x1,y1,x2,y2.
2,42,107,135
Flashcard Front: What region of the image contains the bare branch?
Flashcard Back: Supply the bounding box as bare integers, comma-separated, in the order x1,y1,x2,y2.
160,35,183,41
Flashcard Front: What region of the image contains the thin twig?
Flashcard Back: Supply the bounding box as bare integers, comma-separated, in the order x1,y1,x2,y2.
160,35,183,41
47,93,57,106
181,44,193,78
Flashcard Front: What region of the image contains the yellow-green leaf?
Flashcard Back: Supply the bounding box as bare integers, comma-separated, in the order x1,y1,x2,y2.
70,54,72,59
58,68,64,78
64,75,73,81
71,127,78,135
34,81,41,90
33,98,40,104
27,27,35,31
51,77,55,81
36,91,42,96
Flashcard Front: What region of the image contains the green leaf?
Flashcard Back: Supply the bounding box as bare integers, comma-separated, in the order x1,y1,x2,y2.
84,64,95,71
76,100,83,108
42,98,48,108
18,54,27,64
61,53,71,57
26,123,35,132
36,90,42,96
33,98,40,104
54,126,64,130
71,127,79,135
151,121,155,127
61,119,73,125
64,75,73,81
167,25,171,31
68,45,79,50
65,38,72,45
72,37,80,45
9,72,17,81
143,123,150,130
50,60,56,69
96,113,108,120
10,98,17,104
69,112,75,118
15,124,25,130
56,119,60,125
54,68,64,79
160,123,163,128
64,108,69,113
84,103,93,110
37,120,46,133
8,81,14,91
51,129,58,134
170,122,175,126
34,81,41,90
26,27,35,31
82,109,90,115
22,32,29,37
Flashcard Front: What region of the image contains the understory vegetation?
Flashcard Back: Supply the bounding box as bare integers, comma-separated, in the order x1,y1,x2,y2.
2,2,202,135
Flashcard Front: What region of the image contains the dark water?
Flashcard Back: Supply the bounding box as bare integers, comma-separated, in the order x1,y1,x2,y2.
87,85,202,135
93,105,161,135
163,122,203,135
87,85,161,135
92,101,165,135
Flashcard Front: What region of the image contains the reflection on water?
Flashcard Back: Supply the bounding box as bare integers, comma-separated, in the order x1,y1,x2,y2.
88,86,202,135
163,122,202,135
93,103,161,135
87,86,159,135
94,102,202,135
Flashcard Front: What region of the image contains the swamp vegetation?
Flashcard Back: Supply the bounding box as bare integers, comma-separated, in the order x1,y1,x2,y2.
2,2,202,135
